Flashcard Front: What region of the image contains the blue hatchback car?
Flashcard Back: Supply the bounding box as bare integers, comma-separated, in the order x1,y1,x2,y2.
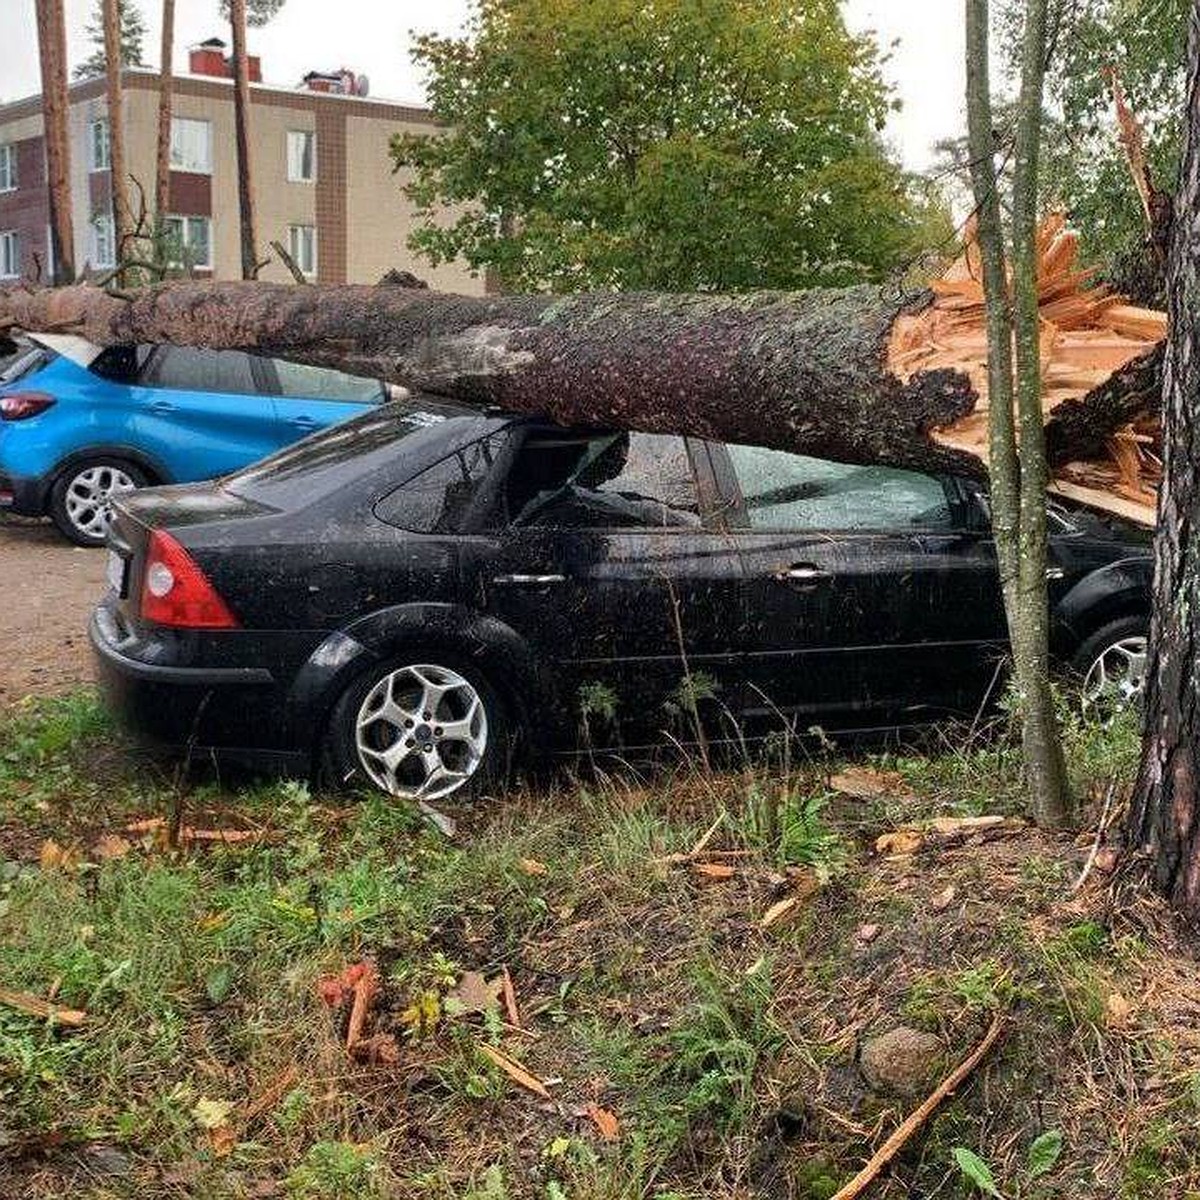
0,336,387,545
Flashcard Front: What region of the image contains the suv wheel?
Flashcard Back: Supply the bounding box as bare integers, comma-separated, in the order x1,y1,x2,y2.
49,458,146,546
1073,616,1148,717
324,658,511,801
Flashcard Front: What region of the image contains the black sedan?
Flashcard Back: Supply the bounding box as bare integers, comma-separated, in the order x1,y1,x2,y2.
92,397,1152,800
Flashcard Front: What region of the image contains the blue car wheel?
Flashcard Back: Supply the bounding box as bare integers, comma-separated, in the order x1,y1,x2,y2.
49,457,147,547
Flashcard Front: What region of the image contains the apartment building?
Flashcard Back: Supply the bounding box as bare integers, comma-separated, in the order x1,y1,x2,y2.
0,41,484,292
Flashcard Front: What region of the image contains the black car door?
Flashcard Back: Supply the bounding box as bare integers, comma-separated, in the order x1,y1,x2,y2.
463,427,746,752
708,441,1010,731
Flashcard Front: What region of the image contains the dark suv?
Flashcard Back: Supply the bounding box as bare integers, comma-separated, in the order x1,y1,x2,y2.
92,397,1152,800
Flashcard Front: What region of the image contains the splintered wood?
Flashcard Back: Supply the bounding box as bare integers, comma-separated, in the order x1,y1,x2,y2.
889,213,1164,526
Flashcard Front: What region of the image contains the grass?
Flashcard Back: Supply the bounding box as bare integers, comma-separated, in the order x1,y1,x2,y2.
0,689,1198,1198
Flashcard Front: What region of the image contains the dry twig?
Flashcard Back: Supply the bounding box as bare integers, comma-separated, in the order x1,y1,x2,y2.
829,1014,1005,1200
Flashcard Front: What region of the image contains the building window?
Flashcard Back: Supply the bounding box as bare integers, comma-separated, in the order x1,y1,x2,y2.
0,145,15,192
0,231,18,279
164,215,212,269
287,224,317,276
286,130,316,182
170,118,213,174
89,119,110,171
92,213,115,268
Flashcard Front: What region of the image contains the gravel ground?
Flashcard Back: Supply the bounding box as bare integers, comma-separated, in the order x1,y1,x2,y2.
0,513,107,707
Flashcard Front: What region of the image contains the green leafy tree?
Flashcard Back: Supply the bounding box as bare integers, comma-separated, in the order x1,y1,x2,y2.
996,0,1186,294
394,0,952,292
74,0,147,80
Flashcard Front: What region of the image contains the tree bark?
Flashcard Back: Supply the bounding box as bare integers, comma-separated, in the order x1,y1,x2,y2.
965,0,1070,827
230,0,259,279
34,0,75,284
1009,0,1072,826
1126,2,1200,916
0,279,1161,485
103,0,134,278
154,0,175,225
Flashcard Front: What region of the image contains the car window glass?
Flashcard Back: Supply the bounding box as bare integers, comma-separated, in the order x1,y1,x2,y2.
1,346,48,384
726,443,954,531
141,346,260,394
376,433,508,533
506,432,700,529
273,359,384,403
90,344,154,384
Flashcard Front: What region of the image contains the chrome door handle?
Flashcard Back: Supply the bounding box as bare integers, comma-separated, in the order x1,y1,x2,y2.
492,573,566,586
775,563,827,582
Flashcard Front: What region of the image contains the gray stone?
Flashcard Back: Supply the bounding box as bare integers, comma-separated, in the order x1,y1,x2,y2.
859,1027,945,1097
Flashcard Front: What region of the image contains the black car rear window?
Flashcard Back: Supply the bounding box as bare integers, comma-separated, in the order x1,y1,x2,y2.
221,398,483,506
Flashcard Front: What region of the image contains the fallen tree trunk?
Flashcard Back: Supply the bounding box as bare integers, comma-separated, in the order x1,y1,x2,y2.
0,217,1165,520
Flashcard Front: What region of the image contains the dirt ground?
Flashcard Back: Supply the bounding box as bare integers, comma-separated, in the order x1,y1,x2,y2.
0,513,107,708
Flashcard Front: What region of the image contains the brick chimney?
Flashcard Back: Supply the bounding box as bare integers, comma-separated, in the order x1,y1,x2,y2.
189,37,262,83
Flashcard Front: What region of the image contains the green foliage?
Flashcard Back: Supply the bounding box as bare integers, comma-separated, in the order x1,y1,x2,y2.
1027,1128,1064,1179
287,1141,383,1198
394,0,952,292
73,0,148,80
219,0,288,28
993,0,1186,292
952,1147,1002,1197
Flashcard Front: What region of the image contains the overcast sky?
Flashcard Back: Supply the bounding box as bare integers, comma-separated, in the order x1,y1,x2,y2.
3,0,966,171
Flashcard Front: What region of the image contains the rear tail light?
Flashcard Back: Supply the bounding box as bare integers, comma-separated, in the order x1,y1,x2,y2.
0,391,56,420
139,530,239,629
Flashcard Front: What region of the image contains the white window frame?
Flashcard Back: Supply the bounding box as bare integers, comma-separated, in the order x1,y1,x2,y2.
287,223,317,277
89,119,111,172
0,230,18,280
169,117,213,174
164,215,213,269
0,144,15,192
286,129,316,183
91,212,115,269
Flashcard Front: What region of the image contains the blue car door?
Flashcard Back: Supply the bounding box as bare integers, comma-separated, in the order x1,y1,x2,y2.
129,347,280,481
268,359,385,447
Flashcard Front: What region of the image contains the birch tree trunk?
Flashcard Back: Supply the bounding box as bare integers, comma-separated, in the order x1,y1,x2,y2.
1126,1,1200,916
154,0,175,226
964,0,1071,827
103,0,134,276
230,0,259,279
34,0,75,284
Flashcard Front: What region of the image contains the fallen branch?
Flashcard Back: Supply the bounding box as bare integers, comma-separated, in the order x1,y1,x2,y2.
829,1013,1005,1200
0,986,87,1027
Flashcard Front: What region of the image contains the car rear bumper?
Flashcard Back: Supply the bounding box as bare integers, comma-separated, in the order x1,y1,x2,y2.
0,471,50,516
90,605,308,772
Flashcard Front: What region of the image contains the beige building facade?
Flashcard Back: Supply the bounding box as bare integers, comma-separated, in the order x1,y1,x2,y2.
0,60,484,293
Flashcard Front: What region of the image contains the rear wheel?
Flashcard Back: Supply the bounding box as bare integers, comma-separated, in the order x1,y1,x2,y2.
323,657,513,801
1073,616,1148,719
49,458,147,546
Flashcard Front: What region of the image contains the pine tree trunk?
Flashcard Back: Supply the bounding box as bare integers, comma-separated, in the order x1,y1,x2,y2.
1126,2,1200,914
230,0,258,280
0,278,1161,490
103,0,134,277
34,0,75,284
154,0,175,226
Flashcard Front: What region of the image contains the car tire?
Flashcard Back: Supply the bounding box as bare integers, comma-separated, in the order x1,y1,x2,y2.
1072,615,1149,716
321,654,515,802
49,457,148,547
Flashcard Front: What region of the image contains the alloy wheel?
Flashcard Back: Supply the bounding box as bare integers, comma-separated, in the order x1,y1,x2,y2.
354,663,489,800
1082,636,1147,716
64,465,137,541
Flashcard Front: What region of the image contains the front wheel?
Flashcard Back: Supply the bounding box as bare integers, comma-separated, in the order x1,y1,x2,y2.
1073,616,1148,719
322,658,513,801
49,458,146,546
